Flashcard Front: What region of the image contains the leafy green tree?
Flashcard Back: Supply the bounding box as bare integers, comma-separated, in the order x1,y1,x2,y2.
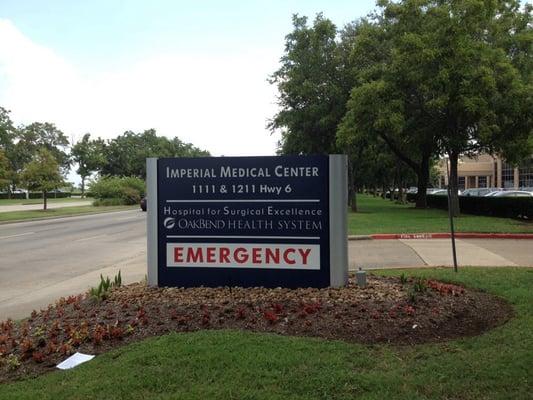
0,108,16,193
101,129,209,178
0,107,15,151
20,148,63,210
342,0,532,214
269,14,351,154
16,122,70,170
71,133,105,197
0,149,12,191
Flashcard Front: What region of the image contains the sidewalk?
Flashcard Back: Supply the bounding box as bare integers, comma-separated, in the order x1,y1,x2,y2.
349,238,533,270
0,200,91,213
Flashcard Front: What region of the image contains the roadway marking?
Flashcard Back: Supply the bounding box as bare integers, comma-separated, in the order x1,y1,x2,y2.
75,234,108,242
0,232,35,240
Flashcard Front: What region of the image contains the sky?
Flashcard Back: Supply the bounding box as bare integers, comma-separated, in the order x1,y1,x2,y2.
0,0,376,182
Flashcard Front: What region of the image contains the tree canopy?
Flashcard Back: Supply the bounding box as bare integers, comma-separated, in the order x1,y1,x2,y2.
20,148,63,209
270,1,532,209
99,129,210,178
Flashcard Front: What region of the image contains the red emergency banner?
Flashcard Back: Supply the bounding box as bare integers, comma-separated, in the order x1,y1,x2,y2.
166,243,320,270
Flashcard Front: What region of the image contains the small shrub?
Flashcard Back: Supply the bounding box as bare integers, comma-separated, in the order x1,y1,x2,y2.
413,278,427,293
89,271,122,301
114,270,122,287
93,198,123,206
5,354,21,371
263,311,279,324
400,274,408,284
407,288,418,303
89,176,145,206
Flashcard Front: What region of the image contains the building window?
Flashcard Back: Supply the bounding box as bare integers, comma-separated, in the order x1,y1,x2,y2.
458,176,465,190
467,176,476,188
502,162,514,188
478,176,487,188
518,158,533,188
440,176,446,188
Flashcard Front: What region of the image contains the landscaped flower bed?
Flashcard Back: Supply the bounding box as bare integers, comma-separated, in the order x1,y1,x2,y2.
0,274,512,383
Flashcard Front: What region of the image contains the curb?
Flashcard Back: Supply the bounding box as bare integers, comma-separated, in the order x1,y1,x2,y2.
349,233,533,240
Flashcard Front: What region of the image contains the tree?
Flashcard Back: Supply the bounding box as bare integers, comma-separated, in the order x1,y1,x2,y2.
100,130,209,178
342,0,532,214
269,14,351,155
0,108,16,194
0,107,15,151
20,149,63,210
17,122,70,169
71,133,105,197
0,149,12,191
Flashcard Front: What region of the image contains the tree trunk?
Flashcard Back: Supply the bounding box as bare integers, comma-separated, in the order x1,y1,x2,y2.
397,184,404,204
43,191,47,211
81,177,85,198
415,156,430,208
347,160,357,212
448,151,460,217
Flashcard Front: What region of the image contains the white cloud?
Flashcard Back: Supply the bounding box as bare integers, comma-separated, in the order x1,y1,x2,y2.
0,19,281,157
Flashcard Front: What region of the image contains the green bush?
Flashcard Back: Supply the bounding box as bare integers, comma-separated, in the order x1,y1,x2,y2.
0,193,26,200
423,193,532,219
29,191,71,199
0,192,71,199
89,176,145,205
71,191,93,198
92,198,124,206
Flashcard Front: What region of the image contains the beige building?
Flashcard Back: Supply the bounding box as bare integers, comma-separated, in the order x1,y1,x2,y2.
437,154,533,190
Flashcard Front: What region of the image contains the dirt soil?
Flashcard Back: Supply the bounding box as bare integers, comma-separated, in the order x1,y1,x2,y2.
0,275,513,383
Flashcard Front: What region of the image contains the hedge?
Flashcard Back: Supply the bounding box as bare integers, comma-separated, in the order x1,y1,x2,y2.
407,193,532,219
0,192,71,200
0,193,26,200
89,176,145,205
29,192,71,199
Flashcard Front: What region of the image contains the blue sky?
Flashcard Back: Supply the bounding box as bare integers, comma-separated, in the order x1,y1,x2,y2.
0,0,377,167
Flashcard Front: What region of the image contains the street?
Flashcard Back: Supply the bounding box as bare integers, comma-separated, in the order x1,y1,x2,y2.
0,210,146,319
1,211,532,320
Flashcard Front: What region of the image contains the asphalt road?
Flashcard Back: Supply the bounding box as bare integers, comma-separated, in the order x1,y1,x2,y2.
0,210,146,319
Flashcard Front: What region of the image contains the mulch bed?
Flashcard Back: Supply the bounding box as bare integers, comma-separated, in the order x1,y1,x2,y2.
0,274,513,383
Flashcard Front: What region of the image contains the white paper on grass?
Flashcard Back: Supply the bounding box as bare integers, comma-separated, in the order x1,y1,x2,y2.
56,352,95,370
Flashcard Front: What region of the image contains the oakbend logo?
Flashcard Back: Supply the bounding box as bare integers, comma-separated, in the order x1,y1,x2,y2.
163,217,175,229
166,243,320,270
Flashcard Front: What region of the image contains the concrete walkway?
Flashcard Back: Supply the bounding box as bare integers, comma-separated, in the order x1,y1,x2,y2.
349,238,533,270
0,200,92,213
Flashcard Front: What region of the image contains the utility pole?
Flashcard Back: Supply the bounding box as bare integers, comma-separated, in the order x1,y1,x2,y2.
445,157,458,272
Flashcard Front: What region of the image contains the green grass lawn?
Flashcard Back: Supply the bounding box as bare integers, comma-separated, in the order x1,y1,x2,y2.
1,268,531,399
349,194,533,235
0,197,92,206
0,205,137,223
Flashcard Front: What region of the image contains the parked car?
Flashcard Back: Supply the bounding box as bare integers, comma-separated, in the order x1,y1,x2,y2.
431,189,448,196
488,191,533,197
140,196,147,211
461,188,502,197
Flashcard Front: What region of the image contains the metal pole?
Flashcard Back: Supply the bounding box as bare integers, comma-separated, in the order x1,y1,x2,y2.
446,157,458,272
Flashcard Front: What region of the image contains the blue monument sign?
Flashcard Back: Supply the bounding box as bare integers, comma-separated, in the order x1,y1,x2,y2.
146,155,347,288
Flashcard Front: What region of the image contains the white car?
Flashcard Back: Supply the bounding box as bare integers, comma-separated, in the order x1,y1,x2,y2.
489,191,533,197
